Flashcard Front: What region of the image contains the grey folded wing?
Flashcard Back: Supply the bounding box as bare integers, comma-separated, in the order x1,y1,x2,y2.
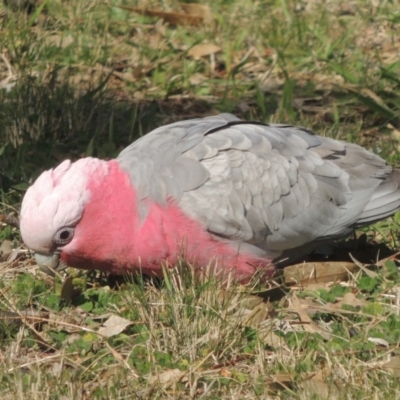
117,113,400,258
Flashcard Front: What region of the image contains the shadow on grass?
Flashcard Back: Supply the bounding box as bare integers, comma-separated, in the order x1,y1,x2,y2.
2,65,400,208
0,71,221,204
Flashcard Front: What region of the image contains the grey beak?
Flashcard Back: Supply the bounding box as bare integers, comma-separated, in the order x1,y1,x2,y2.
34,253,67,275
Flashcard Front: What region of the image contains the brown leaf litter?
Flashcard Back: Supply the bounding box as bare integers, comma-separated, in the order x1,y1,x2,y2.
117,3,214,27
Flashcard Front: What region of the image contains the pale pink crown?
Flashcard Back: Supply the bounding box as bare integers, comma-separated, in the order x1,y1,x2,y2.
20,158,110,252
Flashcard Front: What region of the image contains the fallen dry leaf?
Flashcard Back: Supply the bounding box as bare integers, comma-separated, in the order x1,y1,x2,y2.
290,293,331,338
117,6,208,26
0,309,48,330
180,3,213,25
240,294,265,309
368,337,389,347
382,355,400,377
299,368,341,400
60,276,74,302
241,301,274,327
0,240,13,261
333,292,366,309
98,315,133,338
267,373,294,390
289,292,366,319
148,368,186,385
43,34,74,48
291,298,321,317
2,212,20,228
284,261,359,285
219,367,231,378
290,293,318,333
99,365,121,380
188,43,221,60
259,329,283,348
7,247,23,263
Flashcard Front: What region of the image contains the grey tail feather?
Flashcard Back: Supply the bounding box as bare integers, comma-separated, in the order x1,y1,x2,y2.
355,168,400,227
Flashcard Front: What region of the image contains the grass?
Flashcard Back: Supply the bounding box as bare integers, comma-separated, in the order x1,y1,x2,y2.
1,0,400,398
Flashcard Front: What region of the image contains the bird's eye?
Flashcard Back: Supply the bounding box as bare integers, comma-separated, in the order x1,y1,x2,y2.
54,227,74,246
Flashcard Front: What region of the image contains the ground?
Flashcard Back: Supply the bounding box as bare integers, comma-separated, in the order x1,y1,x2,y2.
1,0,400,398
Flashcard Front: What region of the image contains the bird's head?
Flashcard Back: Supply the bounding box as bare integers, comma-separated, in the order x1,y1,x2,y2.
20,158,111,273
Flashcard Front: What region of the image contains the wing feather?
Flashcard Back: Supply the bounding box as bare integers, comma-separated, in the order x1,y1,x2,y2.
116,113,400,260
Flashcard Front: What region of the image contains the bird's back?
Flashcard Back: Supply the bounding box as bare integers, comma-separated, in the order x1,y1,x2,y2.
117,114,400,262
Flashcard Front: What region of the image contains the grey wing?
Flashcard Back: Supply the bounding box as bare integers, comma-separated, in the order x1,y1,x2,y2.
177,123,354,253
117,113,400,257
117,114,240,218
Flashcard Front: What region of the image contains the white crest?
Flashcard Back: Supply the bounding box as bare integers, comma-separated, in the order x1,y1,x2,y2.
20,158,110,252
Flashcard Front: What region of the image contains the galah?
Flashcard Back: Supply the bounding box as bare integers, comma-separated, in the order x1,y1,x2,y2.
20,113,400,280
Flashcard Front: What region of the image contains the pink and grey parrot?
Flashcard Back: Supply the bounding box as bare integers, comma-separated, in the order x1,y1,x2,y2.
20,114,400,280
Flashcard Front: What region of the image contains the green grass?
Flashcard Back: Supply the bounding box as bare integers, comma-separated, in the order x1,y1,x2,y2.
1,0,400,398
